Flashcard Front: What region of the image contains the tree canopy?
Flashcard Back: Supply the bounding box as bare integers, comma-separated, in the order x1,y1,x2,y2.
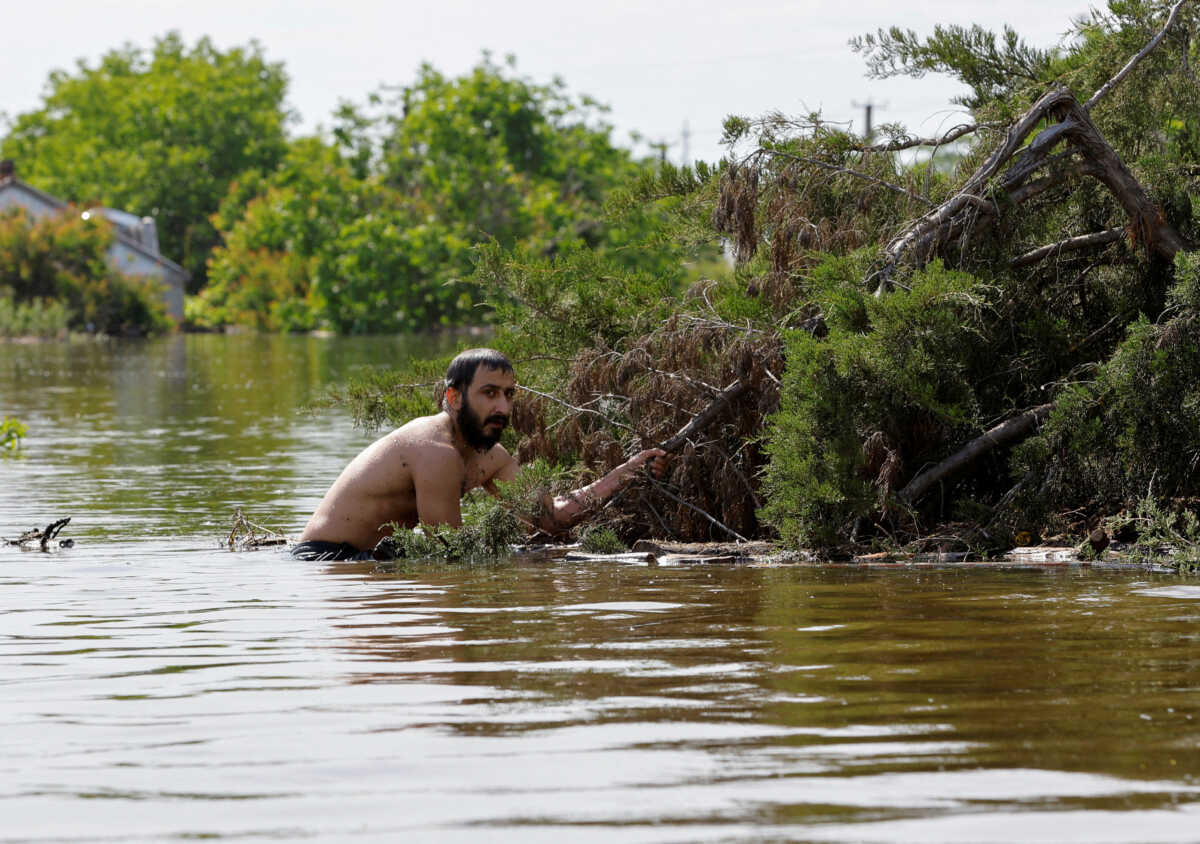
193,55,661,334
1,32,291,290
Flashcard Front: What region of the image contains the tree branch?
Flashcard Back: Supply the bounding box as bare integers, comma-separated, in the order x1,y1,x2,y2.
660,380,749,454
900,405,1053,504
647,476,750,543
859,122,987,152
873,83,1192,293
517,385,636,433
1010,227,1125,268
760,149,932,206
1086,0,1191,111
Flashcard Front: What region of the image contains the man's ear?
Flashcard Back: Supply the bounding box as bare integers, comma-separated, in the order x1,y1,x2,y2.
444,385,461,412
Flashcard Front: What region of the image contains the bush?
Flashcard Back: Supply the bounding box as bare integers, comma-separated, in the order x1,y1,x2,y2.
1013,254,1200,524
1,416,27,451
759,259,992,546
0,294,70,338
0,208,168,335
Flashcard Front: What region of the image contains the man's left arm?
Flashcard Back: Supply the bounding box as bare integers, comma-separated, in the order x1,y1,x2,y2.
540,448,667,533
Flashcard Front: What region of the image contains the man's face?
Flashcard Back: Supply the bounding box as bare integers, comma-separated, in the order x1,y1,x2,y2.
456,366,516,452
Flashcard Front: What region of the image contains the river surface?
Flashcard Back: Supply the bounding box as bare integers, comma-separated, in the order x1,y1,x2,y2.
2,334,1199,842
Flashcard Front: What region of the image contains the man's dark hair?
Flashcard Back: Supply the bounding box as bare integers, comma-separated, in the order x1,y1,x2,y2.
444,348,513,393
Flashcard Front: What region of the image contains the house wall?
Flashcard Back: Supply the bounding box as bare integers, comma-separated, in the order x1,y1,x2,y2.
0,185,60,221
108,243,186,320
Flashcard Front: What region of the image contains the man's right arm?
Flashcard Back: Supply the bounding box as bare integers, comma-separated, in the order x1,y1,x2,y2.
412,449,466,528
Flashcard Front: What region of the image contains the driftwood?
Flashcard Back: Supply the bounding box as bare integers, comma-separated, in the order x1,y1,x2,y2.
227,509,287,551
3,517,73,551
900,405,1053,505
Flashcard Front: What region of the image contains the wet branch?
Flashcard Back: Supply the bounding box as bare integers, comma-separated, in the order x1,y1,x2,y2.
3,517,72,552
900,405,1053,505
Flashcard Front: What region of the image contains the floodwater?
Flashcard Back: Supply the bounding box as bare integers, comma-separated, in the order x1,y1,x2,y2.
2,335,1199,843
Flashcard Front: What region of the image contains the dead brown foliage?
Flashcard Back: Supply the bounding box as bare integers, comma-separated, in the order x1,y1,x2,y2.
512,315,783,542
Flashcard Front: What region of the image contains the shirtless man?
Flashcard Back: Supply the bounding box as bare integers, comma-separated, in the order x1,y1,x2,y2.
292,348,665,561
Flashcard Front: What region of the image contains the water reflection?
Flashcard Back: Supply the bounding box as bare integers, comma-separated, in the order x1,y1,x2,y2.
1,333,455,540
1,336,1199,841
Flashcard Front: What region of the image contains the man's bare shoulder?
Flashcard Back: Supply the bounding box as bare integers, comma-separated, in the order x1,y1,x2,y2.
472,442,519,491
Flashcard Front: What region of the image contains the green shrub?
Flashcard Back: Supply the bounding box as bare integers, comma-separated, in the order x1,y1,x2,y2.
0,208,168,335
377,459,573,565
0,294,70,338
760,259,992,546
1,416,27,451
578,525,627,554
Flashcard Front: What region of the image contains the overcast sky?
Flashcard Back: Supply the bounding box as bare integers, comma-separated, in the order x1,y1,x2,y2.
3,0,1097,165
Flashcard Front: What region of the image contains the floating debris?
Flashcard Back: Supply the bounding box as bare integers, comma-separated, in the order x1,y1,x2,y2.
227,509,287,551
3,517,73,551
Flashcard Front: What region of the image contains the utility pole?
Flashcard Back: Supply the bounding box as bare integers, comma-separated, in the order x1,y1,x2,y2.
649,139,673,166
681,120,690,167
851,99,887,142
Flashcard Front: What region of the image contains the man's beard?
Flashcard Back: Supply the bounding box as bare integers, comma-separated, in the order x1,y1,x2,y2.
457,394,508,452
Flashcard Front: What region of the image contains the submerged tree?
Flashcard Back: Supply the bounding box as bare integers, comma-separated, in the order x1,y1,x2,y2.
337,1,1200,553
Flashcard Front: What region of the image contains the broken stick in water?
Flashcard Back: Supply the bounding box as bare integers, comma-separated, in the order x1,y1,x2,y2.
227,509,288,551
3,517,73,551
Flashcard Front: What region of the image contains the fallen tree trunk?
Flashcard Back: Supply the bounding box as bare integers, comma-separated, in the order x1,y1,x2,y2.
875,89,1190,291
900,405,1053,505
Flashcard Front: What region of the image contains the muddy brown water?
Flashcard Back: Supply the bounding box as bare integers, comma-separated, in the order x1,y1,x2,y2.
2,335,1199,842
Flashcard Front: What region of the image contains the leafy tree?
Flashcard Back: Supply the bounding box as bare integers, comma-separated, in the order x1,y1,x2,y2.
199,56,661,334
1,32,290,290
193,136,476,333
377,54,639,252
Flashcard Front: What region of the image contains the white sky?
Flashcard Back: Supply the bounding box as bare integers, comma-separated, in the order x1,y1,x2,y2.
3,0,1098,165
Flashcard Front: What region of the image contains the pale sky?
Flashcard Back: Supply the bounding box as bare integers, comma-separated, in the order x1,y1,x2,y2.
3,0,1097,165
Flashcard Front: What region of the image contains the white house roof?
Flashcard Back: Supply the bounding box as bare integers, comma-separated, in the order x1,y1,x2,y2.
0,175,189,280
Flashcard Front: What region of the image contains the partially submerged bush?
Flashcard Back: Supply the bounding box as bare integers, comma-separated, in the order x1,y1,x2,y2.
1104,496,1200,572
578,525,627,554
760,259,993,546
0,208,168,336
1,416,27,452
378,459,575,565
